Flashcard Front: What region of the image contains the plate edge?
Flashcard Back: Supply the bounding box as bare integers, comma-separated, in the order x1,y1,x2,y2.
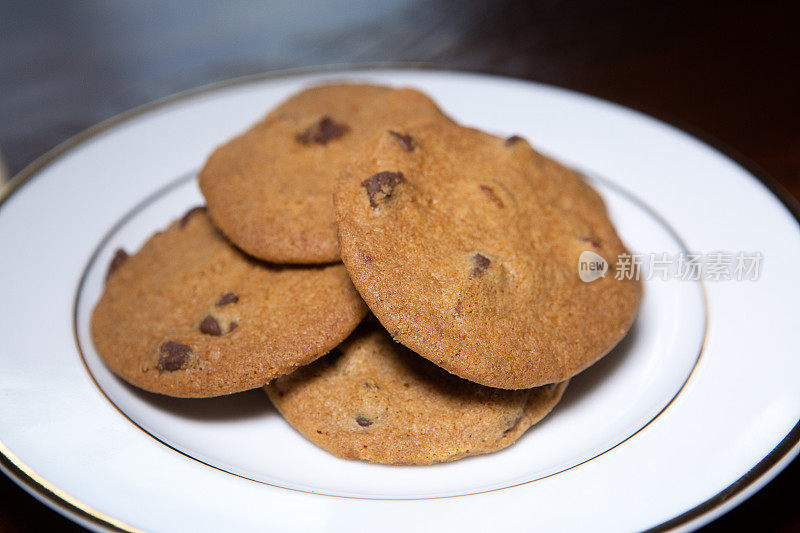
0,62,798,532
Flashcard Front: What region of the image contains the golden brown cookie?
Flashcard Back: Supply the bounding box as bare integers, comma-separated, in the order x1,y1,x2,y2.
334,122,641,389
91,208,368,398
198,83,451,263
266,326,567,465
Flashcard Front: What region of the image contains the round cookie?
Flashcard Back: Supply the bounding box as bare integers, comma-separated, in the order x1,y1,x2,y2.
198,83,451,264
334,122,642,389
91,208,368,398
266,326,568,465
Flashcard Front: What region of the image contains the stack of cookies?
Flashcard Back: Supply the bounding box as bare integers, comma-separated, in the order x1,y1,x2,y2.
91,84,641,465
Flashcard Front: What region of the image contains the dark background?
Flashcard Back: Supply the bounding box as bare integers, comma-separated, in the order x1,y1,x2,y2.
1,1,798,531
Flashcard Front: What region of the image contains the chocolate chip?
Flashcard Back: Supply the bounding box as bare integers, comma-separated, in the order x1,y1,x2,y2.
215,292,239,307
158,341,191,371
296,116,349,145
106,248,129,281
361,171,405,208
505,135,524,146
388,130,414,151
228,321,238,333
179,206,206,228
579,236,602,248
479,185,504,208
355,416,373,427
199,315,222,336
470,253,491,278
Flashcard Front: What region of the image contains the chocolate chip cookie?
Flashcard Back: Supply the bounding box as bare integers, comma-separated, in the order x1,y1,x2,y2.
198,83,451,263
334,122,641,389
91,208,368,397
266,326,568,465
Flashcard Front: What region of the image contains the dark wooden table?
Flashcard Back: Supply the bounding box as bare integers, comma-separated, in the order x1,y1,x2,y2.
1,1,798,531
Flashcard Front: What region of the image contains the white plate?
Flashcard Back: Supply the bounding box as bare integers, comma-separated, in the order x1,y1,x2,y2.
1,67,799,532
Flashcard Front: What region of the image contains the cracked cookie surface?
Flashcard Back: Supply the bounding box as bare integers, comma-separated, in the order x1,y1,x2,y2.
334,122,642,389
198,83,451,263
90,208,367,397
266,326,567,465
